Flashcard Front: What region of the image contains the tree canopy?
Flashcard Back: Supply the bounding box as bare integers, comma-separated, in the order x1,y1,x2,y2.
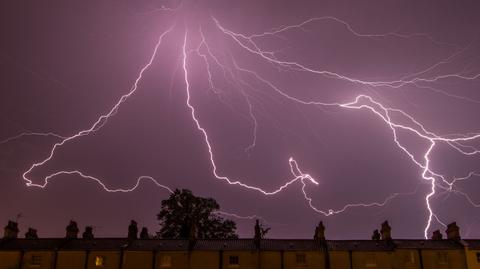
157,189,238,239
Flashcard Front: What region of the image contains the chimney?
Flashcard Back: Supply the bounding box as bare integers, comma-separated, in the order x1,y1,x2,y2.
371,229,380,240
3,221,19,239
380,221,392,240
82,226,94,240
314,221,326,241
431,230,443,240
446,222,460,240
254,219,261,249
66,221,79,239
140,227,149,239
253,219,270,249
128,220,138,240
25,228,38,239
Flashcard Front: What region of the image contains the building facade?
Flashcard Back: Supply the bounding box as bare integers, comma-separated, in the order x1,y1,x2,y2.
0,221,478,269
1,237,479,269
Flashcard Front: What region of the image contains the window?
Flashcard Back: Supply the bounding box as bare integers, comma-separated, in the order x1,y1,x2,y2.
476,252,480,263
365,254,377,268
28,255,42,267
160,255,172,268
95,256,105,267
228,255,239,267
437,252,448,265
296,253,306,265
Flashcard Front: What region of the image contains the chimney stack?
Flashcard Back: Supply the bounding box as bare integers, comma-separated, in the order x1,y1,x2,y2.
128,220,138,240
380,221,392,240
82,226,94,240
253,219,270,249
25,228,38,239
3,221,19,239
371,229,380,240
254,219,261,249
140,227,149,239
314,221,326,241
446,222,460,240
66,221,79,239
431,230,443,240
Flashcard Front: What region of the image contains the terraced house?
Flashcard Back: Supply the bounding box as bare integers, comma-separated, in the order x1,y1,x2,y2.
0,220,479,269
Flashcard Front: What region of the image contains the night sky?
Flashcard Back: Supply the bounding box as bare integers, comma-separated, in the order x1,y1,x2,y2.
1,0,480,239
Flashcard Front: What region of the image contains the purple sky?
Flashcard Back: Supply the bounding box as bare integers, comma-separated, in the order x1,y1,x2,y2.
1,0,480,239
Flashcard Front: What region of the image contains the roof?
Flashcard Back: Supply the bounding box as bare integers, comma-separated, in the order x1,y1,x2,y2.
127,239,189,251
464,240,480,250
393,240,464,250
328,240,394,251
61,238,129,251
0,238,469,251
0,239,64,250
194,239,256,250
261,239,325,251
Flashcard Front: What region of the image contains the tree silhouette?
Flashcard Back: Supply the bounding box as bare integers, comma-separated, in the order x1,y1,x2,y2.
157,189,238,239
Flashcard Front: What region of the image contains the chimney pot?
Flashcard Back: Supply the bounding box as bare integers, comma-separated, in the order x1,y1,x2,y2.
371,229,380,240
254,219,261,249
66,221,79,239
431,230,443,240
25,228,38,239
128,220,138,240
446,222,460,240
3,220,19,239
380,220,392,240
82,226,94,240
140,227,149,239
314,221,326,241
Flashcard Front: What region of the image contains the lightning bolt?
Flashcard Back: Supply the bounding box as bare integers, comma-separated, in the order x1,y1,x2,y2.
0,132,67,145
210,17,480,238
2,9,480,239
20,25,175,190
183,31,321,196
